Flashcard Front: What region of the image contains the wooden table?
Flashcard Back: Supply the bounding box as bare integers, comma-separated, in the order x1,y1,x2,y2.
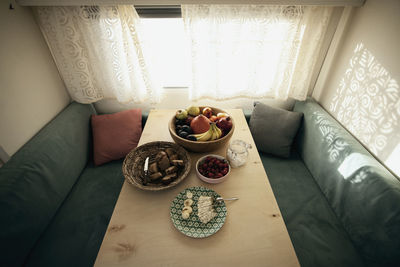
94,109,299,267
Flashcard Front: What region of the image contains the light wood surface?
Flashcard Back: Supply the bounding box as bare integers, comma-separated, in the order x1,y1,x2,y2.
94,109,299,267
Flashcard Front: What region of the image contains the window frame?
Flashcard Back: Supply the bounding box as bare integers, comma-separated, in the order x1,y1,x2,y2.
134,5,182,18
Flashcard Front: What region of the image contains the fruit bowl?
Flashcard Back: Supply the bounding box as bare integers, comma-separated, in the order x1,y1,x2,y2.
196,155,231,184
168,107,235,153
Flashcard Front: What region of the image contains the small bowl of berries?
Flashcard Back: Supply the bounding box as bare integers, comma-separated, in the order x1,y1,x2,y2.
196,155,231,184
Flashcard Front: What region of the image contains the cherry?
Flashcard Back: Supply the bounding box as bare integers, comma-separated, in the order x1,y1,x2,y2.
198,156,229,179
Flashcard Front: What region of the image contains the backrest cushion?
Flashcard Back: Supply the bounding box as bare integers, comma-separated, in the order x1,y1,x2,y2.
0,102,96,267
91,108,142,166
294,98,400,266
249,102,303,158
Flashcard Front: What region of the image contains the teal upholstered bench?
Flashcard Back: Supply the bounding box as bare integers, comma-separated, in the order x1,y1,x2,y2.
0,102,128,267
1,99,399,267
257,99,400,267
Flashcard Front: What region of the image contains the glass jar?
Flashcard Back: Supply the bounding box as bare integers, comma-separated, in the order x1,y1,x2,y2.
226,139,252,168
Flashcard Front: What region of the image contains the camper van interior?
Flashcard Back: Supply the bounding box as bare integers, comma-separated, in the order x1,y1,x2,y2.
0,0,399,266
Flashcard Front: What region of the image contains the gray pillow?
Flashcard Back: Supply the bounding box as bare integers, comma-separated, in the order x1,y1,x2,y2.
249,102,303,158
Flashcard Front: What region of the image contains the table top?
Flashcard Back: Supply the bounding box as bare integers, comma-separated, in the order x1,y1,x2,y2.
94,109,299,267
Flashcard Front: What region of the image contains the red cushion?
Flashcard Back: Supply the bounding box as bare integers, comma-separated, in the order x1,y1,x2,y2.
91,109,142,166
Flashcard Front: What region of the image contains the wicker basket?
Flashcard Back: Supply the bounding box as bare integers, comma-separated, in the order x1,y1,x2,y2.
122,141,191,191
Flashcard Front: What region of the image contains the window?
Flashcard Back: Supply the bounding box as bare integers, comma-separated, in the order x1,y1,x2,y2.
35,5,337,103
139,18,191,88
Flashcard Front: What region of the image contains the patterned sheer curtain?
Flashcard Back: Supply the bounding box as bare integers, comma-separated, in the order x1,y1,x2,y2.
34,5,160,104
182,5,333,101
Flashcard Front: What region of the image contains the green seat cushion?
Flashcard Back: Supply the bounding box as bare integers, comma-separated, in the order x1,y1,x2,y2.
294,99,400,266
0,102,95,267
260,151,365,267
25,160,124,267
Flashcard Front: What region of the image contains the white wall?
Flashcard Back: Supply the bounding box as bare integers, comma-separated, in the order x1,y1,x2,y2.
0,4,70,157
313,0,400,176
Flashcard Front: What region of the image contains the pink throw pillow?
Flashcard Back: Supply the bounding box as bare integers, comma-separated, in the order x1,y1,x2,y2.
91,109,142,166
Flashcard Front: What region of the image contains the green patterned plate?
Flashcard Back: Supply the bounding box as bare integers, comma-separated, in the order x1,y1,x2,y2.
170,186,227,238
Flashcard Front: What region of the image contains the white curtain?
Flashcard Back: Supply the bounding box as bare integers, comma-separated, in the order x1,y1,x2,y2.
35,5,161,104
182,5,333,101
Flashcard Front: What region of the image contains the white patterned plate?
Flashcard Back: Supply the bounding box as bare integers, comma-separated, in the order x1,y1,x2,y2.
170,186,227,238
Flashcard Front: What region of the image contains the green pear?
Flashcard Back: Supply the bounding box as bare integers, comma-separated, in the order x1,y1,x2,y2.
187,106,200,116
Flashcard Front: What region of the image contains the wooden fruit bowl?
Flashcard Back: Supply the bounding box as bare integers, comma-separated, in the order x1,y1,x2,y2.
168,107,235,153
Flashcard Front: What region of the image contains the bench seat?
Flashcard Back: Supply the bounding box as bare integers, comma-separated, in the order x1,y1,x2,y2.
25,160,124,267
260,151,364,267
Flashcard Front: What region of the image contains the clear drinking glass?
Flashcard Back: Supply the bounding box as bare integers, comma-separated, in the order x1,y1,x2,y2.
227,139,252,168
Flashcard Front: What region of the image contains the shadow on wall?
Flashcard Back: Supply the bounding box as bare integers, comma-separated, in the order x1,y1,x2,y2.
329,43,400,176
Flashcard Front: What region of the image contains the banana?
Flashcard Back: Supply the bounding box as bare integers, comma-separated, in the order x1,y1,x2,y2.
192,123,223,141
184,199,193,206
210,125,218,141
182,206,193,213
199,128,213,141
193,126,213,141
209,123,222,140
191,132,206,140
182,211,190,219
213,124,222,139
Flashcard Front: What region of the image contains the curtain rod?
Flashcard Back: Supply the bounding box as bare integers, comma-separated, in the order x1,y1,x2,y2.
16,0,365,7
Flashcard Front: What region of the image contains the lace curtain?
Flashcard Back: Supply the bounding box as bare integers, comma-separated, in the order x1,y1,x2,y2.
34,6,160,104
182,5,333,101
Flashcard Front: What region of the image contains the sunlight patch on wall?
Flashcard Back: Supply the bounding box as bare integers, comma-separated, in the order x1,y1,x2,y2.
385,144,400,175
329,43,400,175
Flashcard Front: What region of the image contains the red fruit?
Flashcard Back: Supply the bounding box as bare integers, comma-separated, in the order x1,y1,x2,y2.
191,115,211,134
185,115,194,125
210,115,218,122
202,107,213,118
216,116,233,134
199,156,229,178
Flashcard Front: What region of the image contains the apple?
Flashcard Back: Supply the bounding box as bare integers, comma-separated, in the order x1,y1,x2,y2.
210,115,218,122
175,109,188,120
216,112,229,119
190,114,211,134
187,106,200,116
202,107,213,118
216,116,233,135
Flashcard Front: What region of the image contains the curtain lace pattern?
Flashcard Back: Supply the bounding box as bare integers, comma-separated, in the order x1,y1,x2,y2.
182,5,333,101
35,5,159,104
